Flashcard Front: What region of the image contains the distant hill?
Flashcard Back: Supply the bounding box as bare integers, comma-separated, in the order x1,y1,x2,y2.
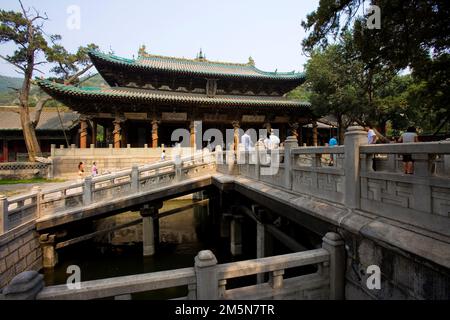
0,73,107,106
79,73,108,87
0,75,22,92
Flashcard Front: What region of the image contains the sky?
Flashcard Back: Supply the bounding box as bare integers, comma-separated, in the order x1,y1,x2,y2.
0,0,319,78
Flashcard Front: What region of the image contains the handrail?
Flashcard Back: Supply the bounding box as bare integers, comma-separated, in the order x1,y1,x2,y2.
37,267,196,300
360,141,450,154
291,146,344,154
217,248,328,279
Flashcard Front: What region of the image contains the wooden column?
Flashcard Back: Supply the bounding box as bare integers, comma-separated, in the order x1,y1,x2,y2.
289,122,299,138
280,123,286,142
113,116,123,149
79,116,88,149
2,140,8,162
190,120,196,150
312,121,318,146
298,124,303,146
151,120,159,149
232,120,240,152
91,120,97,147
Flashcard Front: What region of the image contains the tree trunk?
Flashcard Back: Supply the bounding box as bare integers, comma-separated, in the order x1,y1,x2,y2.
32,97,51,128
337,114,345,145
20,107,41,161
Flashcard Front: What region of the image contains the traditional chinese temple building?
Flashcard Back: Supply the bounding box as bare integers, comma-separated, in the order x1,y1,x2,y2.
37,47,314,149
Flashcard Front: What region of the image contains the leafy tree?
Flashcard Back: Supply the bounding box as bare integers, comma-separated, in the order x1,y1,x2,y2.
302,0,450,133
0,1,97,161
302,38,371,143
0,1,56,161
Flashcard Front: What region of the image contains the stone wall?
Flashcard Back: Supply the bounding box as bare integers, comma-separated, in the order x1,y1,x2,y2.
0,162,50,180
343,233,450,300
0,221,42,289
52,156,160,179
50,146,195,178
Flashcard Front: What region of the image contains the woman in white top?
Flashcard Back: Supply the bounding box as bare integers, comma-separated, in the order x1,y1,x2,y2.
398,126,419,174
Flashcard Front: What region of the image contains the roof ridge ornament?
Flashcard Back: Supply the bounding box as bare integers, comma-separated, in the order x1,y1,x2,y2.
248,56,255,66
138,44,149,57
196,48,206,61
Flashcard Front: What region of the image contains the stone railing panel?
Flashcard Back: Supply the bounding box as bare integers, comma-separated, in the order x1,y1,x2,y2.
360,142,450,231
291,146,345,204
6,193,38,229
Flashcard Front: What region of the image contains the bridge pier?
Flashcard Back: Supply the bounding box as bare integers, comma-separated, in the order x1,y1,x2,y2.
220,213,232,238
256,221,265,283
230,215,243,256
140,202,163,257
39,234,58,268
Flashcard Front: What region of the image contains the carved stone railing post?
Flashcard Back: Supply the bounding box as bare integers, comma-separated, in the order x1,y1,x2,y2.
83,176,93,206
255,141,264,181
344,126,367,209
322,232,345,300
131,164,139,193
218,279,227,298
194,250,219,300
175,156,182,182
50,144,56,157
2,271,44,300
270,269,284,289
32,186,42,218
0,194,8,234
283,136,298,190
47,158,54,179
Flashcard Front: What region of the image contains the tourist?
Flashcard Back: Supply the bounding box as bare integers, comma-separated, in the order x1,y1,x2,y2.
161,149,166,161
398,126,419,174
78,162,85,178
269,130,280,150
263,129,280,150
328,136,338,166
263,131,271,150
91,162,98,177
366,126,377,144
241,129,253,151
365,126,378,170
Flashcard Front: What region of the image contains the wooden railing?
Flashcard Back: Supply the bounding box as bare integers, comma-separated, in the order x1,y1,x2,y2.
1,232,344,300
0,151,216,235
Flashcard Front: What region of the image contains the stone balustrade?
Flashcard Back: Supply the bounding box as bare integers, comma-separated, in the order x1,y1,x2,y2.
0,151,216,235
0,232,344,300
233,127,450,235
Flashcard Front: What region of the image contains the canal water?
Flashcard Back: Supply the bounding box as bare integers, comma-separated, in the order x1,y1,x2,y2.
41,197,256,299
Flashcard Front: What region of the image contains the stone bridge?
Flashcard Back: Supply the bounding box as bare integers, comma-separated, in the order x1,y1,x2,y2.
1,126,449,299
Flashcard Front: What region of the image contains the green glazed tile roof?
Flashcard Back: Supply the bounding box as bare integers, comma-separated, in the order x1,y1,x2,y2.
88,50,306,82
36,79,310,110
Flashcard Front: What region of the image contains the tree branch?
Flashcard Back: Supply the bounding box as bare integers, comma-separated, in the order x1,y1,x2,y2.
0,55,26,72
67,64,94,84
31,97,51,128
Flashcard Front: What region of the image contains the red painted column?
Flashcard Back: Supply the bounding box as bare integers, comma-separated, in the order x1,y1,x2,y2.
79,117,88,149
2,140,8,162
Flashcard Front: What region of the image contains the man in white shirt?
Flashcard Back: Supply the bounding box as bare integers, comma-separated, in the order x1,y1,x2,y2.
269,131,280,149
241,130,253,151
